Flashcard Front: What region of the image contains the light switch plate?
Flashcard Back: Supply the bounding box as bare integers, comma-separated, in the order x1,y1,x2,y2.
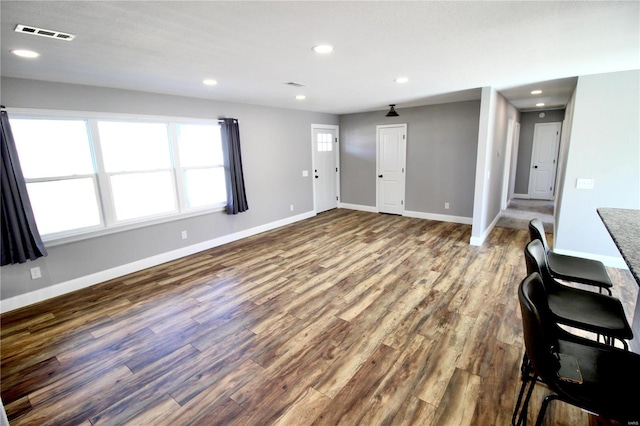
576,178,594,189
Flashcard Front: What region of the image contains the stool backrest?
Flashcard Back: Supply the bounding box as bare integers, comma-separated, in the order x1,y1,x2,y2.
528,218,551,253
518,273,561,384
524,239,554,284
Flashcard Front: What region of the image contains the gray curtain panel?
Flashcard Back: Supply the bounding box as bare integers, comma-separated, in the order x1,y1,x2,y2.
1,108,47,266
220,118,249,215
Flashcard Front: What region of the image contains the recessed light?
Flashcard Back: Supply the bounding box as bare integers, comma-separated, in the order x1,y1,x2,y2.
536,103,545,107
296,95,306,100
395,77,409,84
312,44,333,54
11,49,39,58
531,90,542,95
202,79,217,86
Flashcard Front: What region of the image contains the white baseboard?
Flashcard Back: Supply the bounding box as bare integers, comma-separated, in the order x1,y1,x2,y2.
513,193,530,199
552,248,629,270
0,211,316,314
403,210,472,225
338,203,378,213
338,204,474,226
469,212,501,246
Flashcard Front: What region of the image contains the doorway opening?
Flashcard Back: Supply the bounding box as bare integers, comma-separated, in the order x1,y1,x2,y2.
497,111,565,232
496,199,553,232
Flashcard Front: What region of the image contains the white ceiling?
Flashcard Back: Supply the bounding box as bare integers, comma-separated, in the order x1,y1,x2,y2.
1,1,638,115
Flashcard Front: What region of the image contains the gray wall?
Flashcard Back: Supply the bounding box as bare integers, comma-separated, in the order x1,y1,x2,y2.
0,77,338,301
555,69,639,259
514,109,566,195
471,87,520,243
339,101,481,218
486,92,517,223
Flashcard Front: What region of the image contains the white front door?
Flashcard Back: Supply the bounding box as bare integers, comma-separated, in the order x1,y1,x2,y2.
376,124,406,215
529,122,561,200
312,125,338,213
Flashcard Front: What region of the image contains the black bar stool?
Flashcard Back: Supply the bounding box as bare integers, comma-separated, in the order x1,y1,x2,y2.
528,218,613,295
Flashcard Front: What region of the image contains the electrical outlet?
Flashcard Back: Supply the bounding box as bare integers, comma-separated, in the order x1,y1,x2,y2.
302,170,309,177
181,230,188,240
290,204,294,212
30,267,42,280
445,202,450,209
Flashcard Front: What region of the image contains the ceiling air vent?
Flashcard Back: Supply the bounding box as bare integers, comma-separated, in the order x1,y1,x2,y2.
284,82,305,88
15,24,76,41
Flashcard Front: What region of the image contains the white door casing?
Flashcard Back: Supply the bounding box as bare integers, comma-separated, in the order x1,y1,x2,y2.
312,125,339,213
529,122,561,200
501,118,515,210
376,124,407,215
509,122,521,201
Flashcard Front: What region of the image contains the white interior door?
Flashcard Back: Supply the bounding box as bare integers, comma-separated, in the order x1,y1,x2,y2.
312,125,338,213
529,122,561,200
376,124,406,215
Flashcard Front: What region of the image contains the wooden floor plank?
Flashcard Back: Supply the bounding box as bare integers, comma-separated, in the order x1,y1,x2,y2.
431,367,482,426
310,343,400,425
2,208,636,425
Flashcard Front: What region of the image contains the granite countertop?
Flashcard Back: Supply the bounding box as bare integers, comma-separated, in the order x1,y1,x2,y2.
597,208,640,285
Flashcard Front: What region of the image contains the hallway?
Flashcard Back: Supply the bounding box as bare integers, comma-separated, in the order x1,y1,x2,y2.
496,199,554,232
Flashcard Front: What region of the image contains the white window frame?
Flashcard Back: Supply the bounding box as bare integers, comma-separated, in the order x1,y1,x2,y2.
8,108,226,246
171,122,227,213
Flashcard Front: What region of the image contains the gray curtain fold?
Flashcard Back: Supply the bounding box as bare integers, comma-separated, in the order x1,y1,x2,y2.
220,118,248,215
1,108,48,266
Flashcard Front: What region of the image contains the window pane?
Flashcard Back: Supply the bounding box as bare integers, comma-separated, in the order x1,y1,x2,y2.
110,172,176,221
184,168,227,208
10,119,94,178
316,132,333,152
27,179,101,235
98,121,171,172
177,124,223,167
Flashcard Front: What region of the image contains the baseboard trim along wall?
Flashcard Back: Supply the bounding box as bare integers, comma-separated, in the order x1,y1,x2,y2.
469,212,501,246
0,211,316,314
337,204,474,226
403,210,473,225
337,202,378,213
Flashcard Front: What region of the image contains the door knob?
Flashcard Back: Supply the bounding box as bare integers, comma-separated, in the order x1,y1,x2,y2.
534,165,538,169
315,175,319,179
378,174,383,178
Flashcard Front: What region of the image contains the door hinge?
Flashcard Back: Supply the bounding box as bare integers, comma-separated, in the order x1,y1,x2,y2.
336,196,339,201
335,138,338,142
403,134,406,140
402,167,405,173
401,200,404,205
336,167,338,172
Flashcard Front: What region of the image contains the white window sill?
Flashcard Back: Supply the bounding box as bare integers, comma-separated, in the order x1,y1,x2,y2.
42,205,226,247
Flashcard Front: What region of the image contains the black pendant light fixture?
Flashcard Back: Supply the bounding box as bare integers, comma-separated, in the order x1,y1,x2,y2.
386,104,399,117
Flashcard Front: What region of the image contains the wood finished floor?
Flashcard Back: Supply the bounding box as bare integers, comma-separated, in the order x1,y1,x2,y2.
1,209,637,426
